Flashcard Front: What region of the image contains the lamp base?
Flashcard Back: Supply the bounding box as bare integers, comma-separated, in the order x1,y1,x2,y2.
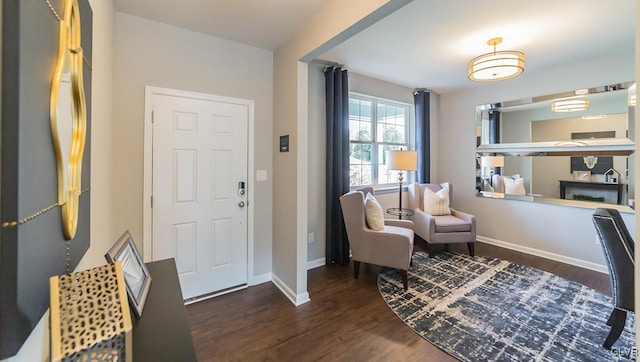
397,171,404,219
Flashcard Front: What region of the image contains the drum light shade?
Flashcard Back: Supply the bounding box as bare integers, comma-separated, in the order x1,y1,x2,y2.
469,37,525,82
551,99,590,112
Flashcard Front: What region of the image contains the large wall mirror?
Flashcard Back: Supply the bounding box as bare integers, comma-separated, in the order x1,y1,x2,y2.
475,82,636,212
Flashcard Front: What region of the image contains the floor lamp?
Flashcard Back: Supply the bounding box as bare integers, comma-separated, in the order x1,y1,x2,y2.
386,149,418,219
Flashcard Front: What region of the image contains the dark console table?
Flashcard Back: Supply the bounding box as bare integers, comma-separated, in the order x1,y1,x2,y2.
559,180,625,205
133,259,196,361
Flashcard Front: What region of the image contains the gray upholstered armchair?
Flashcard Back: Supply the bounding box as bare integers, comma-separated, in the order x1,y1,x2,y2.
408,182,476,257
339,189,414,290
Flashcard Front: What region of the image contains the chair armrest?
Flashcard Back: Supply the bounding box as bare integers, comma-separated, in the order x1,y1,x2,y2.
451,208,475,224
451,208,476,238
412,208,436,242
384,219,414,229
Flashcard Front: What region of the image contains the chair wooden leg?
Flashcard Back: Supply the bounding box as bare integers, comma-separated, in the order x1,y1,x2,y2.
603,308,627,349
400,270,408,290
467,242,475,257
426,243,434,258
606,309,615,326
353,260,360,279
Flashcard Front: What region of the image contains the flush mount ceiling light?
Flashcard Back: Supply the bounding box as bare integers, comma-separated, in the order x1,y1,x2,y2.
468,37,525,82
551,98,590,112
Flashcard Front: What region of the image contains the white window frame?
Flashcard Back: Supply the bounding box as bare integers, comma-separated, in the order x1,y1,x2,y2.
348,92,415,190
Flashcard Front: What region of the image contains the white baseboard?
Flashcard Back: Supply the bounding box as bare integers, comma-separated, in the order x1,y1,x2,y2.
271,273,311,306
307,257,325,270
249,273,272,286
477,235,608,274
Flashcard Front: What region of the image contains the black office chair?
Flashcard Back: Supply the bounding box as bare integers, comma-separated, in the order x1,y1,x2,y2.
592,208,635,349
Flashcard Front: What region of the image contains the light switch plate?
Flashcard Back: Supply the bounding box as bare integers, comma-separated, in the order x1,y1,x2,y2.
256,170,268,181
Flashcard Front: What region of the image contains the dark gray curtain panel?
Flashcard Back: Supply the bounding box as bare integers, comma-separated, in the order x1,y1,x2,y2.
324,67,350,266
414,90,431,183
488,110,501,175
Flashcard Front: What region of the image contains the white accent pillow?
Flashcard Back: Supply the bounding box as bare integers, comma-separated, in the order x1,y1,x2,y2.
503,177,526,195
364,193,385,231
423,188,451,216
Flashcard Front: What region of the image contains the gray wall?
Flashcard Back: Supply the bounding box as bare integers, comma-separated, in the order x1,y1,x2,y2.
440,51,635,270
112,12,274,279
272,0,408,301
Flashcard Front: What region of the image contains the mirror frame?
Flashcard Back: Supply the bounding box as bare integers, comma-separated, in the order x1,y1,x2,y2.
475,82,635,213
50,0,87,239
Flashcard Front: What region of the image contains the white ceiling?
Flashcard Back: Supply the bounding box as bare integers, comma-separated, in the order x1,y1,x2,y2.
114,0,635,94
319,0,635,93
113,0,334,50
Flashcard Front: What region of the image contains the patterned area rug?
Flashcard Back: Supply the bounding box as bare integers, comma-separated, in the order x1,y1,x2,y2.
378,252,636,361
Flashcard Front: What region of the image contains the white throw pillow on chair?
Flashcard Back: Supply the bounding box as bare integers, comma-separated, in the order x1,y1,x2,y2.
423,188,451,216
364,193,385,231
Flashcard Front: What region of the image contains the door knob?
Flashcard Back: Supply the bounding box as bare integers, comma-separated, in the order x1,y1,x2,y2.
238,201,245,208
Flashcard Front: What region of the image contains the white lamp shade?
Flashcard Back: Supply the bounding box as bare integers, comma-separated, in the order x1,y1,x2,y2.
386,150,418,171
480,156,504,168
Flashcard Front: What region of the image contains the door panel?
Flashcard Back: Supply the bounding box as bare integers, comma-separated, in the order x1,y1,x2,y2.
174,149,197,204
173,222,197,275
212,218,232,267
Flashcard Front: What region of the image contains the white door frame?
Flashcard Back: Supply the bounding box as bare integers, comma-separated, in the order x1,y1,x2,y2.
142,86,255,286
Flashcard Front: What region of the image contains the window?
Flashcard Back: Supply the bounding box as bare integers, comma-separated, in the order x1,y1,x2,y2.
348,94,413,189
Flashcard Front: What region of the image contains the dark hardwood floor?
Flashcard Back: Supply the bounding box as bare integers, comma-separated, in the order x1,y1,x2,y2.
186,241,610,361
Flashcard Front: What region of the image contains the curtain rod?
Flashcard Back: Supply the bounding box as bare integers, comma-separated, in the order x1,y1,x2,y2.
323,65,347,72
312,59,345,71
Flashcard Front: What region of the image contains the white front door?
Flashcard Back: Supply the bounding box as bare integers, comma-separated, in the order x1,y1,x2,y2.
151,93,248,300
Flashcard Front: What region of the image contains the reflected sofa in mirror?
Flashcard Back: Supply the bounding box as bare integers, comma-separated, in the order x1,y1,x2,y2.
475,82,636,212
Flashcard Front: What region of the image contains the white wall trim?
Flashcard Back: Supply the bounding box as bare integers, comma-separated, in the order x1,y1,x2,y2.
295,61,310,299
142,86,256,286
477,235,608,274
271,273,311,306
307,258,325,270
249,273,272,286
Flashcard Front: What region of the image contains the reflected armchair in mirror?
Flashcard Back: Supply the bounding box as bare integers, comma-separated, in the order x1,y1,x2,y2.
490,174,528,196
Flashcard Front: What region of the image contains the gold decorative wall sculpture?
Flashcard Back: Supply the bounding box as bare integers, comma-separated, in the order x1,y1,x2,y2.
50,0,87,240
